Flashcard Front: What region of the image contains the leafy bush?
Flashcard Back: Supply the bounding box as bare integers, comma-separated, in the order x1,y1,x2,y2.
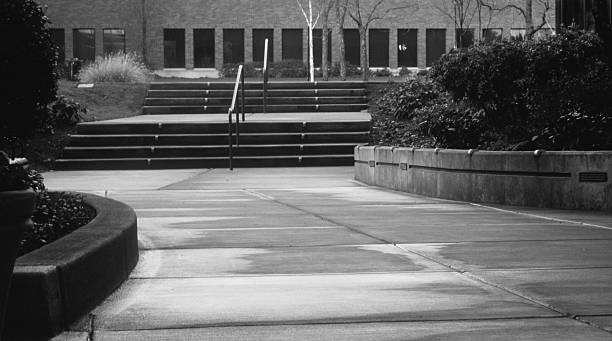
19,191,95,256
328,62,362,77
0,151,45,191
271,59,308,78
220,62,263,78
399,67,412,77
373,68,392,77
78,52,150,83
0,0,58,140
429,29,612,150
374,77,443,120
46,95,86,129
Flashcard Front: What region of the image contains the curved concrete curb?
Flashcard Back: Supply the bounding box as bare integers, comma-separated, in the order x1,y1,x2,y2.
355,146,612,210
4,193,138,337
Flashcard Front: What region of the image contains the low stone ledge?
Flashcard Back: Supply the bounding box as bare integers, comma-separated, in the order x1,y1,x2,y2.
4,193,138,337
355,146,612,211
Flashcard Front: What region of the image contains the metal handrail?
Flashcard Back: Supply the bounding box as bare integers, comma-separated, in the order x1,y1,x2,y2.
262,38,269,114
228,64,245,170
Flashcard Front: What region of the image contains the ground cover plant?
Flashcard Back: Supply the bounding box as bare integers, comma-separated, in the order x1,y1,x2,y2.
371,29,612,151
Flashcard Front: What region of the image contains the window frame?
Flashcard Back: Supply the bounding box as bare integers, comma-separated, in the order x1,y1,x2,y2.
73,28,96,62
103,28,126,55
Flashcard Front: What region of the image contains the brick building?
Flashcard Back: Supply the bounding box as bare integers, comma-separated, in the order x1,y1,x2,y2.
41,0,608,72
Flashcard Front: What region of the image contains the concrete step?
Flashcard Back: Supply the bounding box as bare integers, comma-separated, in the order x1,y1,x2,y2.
67,132,370,147
76,121,371,135
144,96,367,106
61,144,359,159
146,89,367,98
142,104,368,114
53,154,355,170
148,82,367,90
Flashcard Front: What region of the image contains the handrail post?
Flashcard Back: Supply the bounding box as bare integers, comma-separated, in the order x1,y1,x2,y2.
263,38,269,114
228,109,233,171
241,69,245,122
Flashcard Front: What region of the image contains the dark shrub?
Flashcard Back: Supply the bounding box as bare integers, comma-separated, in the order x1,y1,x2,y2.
399,67,412,77
374,77,443,120
373,68,392,77
46,95,86,130
272,59,308,78
328,62,361,77
0,0,58,140
0,151,45,191
220,62,263,78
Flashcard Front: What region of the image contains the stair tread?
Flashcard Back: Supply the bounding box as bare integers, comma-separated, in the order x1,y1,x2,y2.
56,154,355,161
64,143,364,149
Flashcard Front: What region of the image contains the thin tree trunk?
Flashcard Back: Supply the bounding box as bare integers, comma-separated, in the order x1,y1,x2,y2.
525,0,534,38
322,13,330,81
335,0,347,81
309,25,315,82
359,26,368,81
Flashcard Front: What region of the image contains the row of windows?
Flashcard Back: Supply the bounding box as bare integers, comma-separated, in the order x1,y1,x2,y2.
50,28,126,62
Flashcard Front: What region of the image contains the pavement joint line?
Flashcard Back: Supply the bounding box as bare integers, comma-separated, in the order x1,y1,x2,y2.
242,189,393,245
137,243,391,251
469,203,612,230
157,168,214,190
394,244,612,335
128,270,456,280
89,315,570,333
468,266,612,272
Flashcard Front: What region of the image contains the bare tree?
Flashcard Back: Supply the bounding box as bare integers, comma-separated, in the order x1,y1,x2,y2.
320,0,335,80
435,0,479,48
486,0,553,39
346,0,417,81
297,0,321,82
334,0,349,80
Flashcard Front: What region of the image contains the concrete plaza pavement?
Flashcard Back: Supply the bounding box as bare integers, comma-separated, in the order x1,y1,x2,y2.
40,167,612,340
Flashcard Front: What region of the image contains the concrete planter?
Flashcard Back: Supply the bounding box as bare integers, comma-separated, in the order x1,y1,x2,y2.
355,146,612,211
3,193,138,338
0,189,36,338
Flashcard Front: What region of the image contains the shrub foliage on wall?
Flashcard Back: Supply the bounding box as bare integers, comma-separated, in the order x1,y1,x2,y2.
374,29,612,150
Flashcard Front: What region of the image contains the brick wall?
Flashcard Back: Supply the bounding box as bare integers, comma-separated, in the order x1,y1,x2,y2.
42,0,556,70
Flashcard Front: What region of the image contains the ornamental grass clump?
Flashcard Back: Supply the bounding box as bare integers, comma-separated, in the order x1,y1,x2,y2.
79,52,150,83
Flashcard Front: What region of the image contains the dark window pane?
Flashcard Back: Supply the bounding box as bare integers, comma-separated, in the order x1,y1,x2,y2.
164,29,185,68
562,0,585,27
282,29,302,60
369,29,389,67
51,28,65,63
194,29,215,68
103,29,125,55
398,29,417,67
223,29,244,64
455,28,474,48
73,29,95,62
510,28,526,41
253,29,274,63
343,29,360,66
312,29,332,67
426,29,445,67
482,28,502,44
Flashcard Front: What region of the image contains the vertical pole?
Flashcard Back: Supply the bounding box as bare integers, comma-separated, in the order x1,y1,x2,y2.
228,110,233,170
236,84,240,148
241,70,246,122
263,38,268,114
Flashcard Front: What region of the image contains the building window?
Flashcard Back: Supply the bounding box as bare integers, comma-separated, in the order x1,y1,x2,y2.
312,29,332,67
194,29,215,68
282,29,303,60
253,29,274,63
73,29,95,62
455,28,474,48
343,29,360,66
510,28,526,41
368,29,389,67
561,0,586,28
426,29,445,67
223,29,244,64
482,28,503,44
103,29,125,55
50,28,65,63
164,29,185,68
398,29,417,67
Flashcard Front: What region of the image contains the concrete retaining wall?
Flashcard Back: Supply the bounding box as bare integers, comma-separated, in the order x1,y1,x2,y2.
4,193,138,337
355,146,612,211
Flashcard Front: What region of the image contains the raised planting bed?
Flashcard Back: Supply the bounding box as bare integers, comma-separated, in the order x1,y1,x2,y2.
3,193,138,338
355,146,612,211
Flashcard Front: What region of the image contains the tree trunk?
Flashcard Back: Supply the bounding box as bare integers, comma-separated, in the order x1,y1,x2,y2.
322,24,329,81
359,26,368,81
335,0,347,81
525,0,534,38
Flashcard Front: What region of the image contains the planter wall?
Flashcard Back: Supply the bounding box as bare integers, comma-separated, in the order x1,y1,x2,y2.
355,146,612,211
3,193,138,338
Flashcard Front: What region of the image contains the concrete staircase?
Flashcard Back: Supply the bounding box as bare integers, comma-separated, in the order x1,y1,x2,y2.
54,81,371,170
143,81,368,114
